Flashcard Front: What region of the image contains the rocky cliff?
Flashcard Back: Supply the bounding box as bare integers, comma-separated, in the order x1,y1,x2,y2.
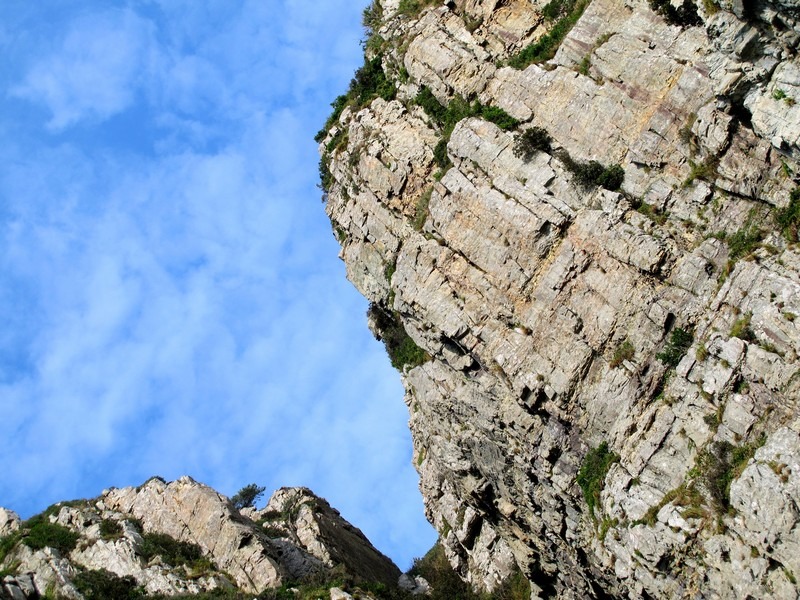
0,477,400,599
319,0,800,597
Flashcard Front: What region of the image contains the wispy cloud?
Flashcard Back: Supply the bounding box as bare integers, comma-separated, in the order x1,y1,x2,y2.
0,0,435,568
10,8,156,130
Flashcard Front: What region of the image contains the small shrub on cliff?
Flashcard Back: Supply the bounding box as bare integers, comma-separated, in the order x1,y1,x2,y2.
362,0,383,37
415,87,518,135
656,327,693,368
698,437,764,512
22,518,79,554
479,105,519,131
410,543,479,600
649,0,703,27
513,127,552,161
73,568,143,600
0,532,21,565
99,518,123,540
139,532,209,570
557,150,625,191
368,303,429,371
577,442,619,518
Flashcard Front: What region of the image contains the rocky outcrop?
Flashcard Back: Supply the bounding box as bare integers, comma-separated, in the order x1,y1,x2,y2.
252,487,401,586
321,0,800,597
0,477,399,599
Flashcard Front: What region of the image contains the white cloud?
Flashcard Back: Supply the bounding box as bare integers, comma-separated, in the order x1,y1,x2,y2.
0,0,436,569
10,8,155,130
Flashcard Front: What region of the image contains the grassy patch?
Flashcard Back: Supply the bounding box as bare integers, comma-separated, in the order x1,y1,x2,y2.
635,484,704,526
609,340,634,368
775,187,800,242
682,156,718,187
413,188,433,232
634,200,668,225
397,0,438,18
508,0,589,69
577,442,619,518
730,312,755,342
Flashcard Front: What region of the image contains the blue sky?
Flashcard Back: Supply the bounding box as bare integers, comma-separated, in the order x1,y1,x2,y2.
0,0,436,569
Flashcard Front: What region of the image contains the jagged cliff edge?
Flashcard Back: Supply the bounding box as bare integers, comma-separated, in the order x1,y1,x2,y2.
319,0,800,597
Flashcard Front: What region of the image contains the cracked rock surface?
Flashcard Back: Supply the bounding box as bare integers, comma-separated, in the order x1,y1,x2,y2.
321,0,800,597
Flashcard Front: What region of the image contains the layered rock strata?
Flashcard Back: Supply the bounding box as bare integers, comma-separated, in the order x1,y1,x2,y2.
0,477,398,599
321,0,800,597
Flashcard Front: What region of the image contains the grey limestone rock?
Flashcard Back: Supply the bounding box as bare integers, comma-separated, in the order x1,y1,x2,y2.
321,0,800,596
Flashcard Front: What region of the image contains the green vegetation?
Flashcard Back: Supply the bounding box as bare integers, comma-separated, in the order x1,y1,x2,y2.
508,0,589,69
99,519,123,541
231,483,266,510
409,543,530,600
556,150,624,191
415,86,517,173
577,442,619,518
0,531,21,565
656,327,693,368
730,312,755,342
362,0,383,37
316,53,397,194
776,187,800,242
397,0,438,18
415,87,519,135
682,156,718,187
368,303,429,371
73,569,143,600
22,517,79,554
609,340,634,368
634,200,668,225
413,188,433,232
139,532,212,573
698,438,764,512
635,484,704,526
648,0,703,27
513,127,552,161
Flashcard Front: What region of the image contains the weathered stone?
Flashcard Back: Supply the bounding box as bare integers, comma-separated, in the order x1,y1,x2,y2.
321,0,800,596
0,510,20,538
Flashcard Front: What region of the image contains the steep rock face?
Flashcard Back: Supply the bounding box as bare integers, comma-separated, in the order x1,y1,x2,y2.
321,0,800,597
0,477,398,599
252,487,401,586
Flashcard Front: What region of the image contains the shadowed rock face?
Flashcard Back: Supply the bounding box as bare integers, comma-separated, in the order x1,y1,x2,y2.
321,0,800,597
0,477,399,599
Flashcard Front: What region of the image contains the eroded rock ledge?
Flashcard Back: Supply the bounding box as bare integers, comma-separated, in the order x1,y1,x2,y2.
320,0,800,597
